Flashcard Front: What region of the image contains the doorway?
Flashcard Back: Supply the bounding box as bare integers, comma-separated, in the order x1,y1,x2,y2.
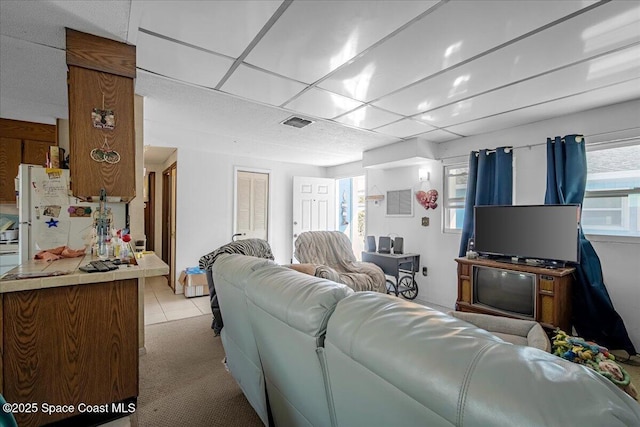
162,162,177,291
291,175,365,261
144,171,156,253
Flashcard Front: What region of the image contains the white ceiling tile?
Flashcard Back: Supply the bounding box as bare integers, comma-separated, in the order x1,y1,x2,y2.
221,65,308,106
374,1,640,116
319,0,598,102
136,71,397,166
245,1,438,83
375,119,436,138
445,78,640,136
2,0,639,168
0,35,67,109
284,88,364,119
137,32,233,88
415,129,461,143
418,46,640,128
0,0,130,49
136,0,281,58
334,106,402,130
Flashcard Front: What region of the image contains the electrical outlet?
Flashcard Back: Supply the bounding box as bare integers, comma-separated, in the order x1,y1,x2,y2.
422,267,428,276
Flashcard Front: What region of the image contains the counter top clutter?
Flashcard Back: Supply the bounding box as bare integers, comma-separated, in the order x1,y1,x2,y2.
0,252,168,293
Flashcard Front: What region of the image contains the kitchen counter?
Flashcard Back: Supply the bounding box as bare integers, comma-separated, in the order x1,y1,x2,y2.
0,252,169,427
0,252,169,352
0,252,168,293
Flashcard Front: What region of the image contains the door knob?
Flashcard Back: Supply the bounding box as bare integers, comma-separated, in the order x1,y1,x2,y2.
294,234,298,238
293,221,298,225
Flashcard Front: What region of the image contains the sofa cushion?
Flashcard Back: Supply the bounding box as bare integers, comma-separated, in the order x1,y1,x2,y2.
325,292,640,427
325,292,503,426
464,344,640,426
211,253,276,426
245,264,353,427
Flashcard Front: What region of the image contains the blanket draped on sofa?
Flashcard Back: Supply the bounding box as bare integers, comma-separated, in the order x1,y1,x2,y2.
199,238,274,334
294,231,386,293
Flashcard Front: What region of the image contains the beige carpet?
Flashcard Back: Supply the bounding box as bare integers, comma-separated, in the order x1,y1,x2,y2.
131,314,263,427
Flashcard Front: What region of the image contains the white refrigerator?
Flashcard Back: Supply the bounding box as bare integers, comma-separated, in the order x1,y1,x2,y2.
18,164,127,263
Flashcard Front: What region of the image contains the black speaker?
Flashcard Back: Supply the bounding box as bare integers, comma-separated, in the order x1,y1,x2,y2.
378,236,391,254
366,236,376,252
393,237,404,254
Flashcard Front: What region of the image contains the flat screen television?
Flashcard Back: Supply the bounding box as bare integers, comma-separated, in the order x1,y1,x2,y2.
474,204,580,265
472,265,536,319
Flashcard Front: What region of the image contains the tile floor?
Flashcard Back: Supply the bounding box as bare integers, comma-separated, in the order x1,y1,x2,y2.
144,275,211,325
142,275,450,326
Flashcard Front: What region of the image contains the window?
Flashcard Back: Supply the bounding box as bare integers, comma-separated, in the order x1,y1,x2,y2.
337,176,366,259
443,164,469,232
584,144,640,237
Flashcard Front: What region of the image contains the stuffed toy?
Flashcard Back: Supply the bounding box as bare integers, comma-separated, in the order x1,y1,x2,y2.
552,329,637,400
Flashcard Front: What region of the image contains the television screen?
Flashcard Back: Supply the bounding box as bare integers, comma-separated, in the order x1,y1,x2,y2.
474,204,580,263
473,266,535,318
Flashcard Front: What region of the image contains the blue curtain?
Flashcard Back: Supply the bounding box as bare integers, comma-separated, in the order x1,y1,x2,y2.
545,134,636,355
459,147,513,256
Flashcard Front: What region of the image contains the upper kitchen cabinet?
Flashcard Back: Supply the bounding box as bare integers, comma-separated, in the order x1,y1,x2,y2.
0,119,57,203
66,29,136,202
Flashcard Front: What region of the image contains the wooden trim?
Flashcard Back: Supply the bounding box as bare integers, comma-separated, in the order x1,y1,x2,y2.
454,257,574,277
0,118,56,142
66,28,136,78
144,171,156,252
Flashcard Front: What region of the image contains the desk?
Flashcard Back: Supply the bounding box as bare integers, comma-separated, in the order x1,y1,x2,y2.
361,252,420,299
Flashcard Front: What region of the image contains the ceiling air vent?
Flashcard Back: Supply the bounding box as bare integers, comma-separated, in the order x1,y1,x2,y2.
281,116,313,129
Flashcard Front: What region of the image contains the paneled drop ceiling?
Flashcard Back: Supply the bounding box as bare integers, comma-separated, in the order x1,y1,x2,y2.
1,0,639,166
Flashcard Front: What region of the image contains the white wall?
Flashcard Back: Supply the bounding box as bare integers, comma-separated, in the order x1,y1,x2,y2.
366,99,640,350
174,147,326,280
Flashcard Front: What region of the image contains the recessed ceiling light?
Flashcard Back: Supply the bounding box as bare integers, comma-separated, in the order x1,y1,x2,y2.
281,116,314,129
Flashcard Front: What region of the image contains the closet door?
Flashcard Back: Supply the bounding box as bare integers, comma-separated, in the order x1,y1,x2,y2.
235,170,269,241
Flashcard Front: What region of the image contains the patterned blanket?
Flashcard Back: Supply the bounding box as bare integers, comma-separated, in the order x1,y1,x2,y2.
294,231,386,293
199,238,274,335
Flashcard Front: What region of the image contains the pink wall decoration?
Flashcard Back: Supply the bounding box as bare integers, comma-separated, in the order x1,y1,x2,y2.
416,189,438,210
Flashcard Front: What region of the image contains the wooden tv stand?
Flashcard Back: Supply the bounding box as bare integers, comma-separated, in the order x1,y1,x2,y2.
455,257,574,332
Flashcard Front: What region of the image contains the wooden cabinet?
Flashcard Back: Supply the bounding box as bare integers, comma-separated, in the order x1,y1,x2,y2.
1,279,138,427
66,29,136,202
455,257,574,331
0,119,57,202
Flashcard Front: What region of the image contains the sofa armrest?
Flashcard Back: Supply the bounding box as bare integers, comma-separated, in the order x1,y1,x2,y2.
448,311,551,352
449,311,535,336
527,323,551,352
314,265,341,282
286,263,319,276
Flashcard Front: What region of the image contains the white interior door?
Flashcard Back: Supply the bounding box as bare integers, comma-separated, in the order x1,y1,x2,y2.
292,176,335,260
235,169,269,240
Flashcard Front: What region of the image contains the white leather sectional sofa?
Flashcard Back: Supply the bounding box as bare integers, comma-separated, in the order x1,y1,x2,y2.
212,253,640,427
